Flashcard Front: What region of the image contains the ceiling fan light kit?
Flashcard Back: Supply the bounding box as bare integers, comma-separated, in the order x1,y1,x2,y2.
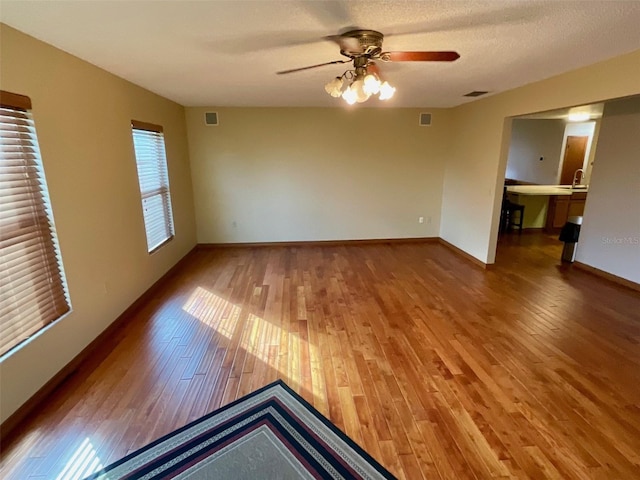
279,29,459,106
325,67,395,105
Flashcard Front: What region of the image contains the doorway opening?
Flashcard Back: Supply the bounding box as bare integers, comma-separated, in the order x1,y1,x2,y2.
495,102,604,261
490,93,640,280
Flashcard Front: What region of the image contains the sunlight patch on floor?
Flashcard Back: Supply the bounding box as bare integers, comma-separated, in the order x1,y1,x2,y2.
182,286,241,338
182,286,326,406
241,313,281,363
55,437,103,480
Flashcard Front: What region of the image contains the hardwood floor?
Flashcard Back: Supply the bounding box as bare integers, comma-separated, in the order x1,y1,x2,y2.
2,234,640,479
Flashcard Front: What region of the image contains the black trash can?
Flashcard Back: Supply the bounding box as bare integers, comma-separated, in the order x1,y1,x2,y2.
559,216,582,262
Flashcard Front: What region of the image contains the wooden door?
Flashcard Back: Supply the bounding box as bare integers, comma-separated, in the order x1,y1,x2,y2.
559,136,588,185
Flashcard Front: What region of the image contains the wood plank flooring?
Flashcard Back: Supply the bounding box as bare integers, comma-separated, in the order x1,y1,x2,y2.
2,234,640,479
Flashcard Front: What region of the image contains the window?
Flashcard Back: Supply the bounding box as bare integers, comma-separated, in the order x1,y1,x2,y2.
131,120,174,253
0,90,70,357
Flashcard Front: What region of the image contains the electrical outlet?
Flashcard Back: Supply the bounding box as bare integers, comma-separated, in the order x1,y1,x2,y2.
427,216,432,224
418,216,424,224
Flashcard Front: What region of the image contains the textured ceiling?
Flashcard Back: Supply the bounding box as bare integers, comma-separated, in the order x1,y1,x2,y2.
1,1,639,108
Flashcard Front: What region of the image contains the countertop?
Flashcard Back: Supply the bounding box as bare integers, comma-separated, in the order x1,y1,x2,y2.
506,185,589,196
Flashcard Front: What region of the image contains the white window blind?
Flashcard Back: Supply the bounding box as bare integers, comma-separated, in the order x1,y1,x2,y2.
0,91,70,357
131,121,174,253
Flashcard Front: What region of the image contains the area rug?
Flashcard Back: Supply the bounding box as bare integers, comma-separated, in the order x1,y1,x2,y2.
85,380,396,479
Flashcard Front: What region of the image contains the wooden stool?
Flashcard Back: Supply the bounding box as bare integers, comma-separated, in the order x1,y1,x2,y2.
501,200,525,233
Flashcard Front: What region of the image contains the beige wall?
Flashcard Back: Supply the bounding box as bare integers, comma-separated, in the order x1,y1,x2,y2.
0,25,197,423
186,107,451,243
442,49,640,263
506,119,566,185
577,96,640,283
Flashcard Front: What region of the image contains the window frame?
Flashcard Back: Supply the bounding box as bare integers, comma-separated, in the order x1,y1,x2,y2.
0,90,71,358
130,120,175,254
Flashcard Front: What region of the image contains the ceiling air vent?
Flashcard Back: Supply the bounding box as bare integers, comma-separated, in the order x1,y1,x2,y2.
464,91,489,97
419,113,432,126
204,112,219,126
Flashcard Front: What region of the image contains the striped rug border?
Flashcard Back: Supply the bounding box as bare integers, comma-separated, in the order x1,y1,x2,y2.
85,380,396,480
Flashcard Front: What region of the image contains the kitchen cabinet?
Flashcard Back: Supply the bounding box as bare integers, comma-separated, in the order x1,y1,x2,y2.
547,196,570,230
568,192,588,217
546,192,587,232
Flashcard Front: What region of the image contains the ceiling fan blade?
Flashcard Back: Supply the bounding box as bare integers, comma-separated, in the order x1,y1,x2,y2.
277,59,350,75
300,1,354,29
324,33,362,53
383,4,545,39
211,30,328,54
381,51,460,62
366,62,381,76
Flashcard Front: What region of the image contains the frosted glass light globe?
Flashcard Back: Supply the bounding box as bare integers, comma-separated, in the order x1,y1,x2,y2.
342,86,357,105
351,79,370,103
363,74,381,95
324,77,344,98
378,81,396,100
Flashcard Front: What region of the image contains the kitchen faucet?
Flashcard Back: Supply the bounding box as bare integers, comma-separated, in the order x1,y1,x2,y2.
572,168,585,188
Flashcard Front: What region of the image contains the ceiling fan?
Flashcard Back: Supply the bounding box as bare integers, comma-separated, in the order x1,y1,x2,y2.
276,29,460,104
